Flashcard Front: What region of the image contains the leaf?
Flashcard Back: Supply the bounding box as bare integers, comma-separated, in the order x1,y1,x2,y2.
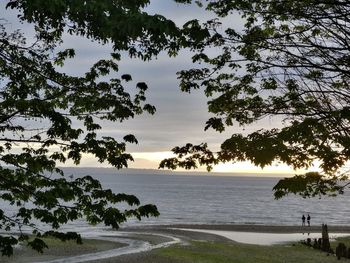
121,74,132,81
27,238,48,254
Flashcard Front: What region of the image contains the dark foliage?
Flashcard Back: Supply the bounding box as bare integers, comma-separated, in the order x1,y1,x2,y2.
160,0,350,199
0,0,195,256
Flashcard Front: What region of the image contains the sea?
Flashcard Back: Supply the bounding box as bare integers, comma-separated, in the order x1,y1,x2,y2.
66,168,350,227
2,168,350,235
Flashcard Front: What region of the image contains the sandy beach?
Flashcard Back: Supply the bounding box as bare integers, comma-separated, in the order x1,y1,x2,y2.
148,223,350,233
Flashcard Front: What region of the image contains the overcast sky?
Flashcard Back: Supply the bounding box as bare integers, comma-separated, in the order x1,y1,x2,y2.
0,1,299,174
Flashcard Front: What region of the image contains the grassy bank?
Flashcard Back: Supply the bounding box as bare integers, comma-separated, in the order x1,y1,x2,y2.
153,238,350,263
95,236,350,263
1,237,125,263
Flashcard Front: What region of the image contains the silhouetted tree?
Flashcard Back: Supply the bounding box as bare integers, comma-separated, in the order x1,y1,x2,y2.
0,0,192,256
160,0,350,198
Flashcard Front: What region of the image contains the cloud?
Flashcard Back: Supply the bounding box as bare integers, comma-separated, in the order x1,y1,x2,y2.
0,2,298,174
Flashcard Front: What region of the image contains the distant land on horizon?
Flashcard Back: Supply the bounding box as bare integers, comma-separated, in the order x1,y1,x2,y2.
59,167,293,178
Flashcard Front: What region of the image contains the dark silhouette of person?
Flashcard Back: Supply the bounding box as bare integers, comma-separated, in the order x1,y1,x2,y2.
307,214,311,226
302,214,306,226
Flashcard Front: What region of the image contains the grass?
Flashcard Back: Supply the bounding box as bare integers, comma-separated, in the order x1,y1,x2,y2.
331,236,350,248
1,237,125,263
155,238,350,263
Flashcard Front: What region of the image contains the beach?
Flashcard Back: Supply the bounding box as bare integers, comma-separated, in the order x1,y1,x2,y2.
3,224,350,263
84,224,350,263
126,223,350,233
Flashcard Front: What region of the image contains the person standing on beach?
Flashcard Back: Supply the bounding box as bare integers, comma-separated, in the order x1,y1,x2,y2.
307,214,311,226
302,214,306,226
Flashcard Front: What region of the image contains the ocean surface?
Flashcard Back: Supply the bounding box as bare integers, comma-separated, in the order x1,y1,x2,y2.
2,168,350,235
75,169,350,227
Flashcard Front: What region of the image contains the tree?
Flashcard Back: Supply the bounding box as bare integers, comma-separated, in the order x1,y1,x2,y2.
160,0,350,199
0,0,191,256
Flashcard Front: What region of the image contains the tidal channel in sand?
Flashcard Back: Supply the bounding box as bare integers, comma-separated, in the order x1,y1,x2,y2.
34,232,180,263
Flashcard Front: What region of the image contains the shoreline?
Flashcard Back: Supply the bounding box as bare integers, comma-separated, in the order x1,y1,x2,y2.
122,223,350,234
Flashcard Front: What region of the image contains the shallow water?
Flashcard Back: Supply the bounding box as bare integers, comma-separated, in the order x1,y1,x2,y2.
178,228,350,245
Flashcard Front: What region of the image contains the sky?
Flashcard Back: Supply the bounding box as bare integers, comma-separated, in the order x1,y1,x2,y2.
0,1,309,175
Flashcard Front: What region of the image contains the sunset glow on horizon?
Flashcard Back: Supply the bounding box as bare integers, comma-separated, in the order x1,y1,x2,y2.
131,151,310,175
65,151,314,176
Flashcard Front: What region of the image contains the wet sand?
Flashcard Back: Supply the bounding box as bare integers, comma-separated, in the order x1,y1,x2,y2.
119,224,350,244
151,223,350,233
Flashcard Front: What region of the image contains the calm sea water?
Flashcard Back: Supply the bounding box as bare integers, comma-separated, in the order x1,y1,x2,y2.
2,168,350,234
87,170,350,227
